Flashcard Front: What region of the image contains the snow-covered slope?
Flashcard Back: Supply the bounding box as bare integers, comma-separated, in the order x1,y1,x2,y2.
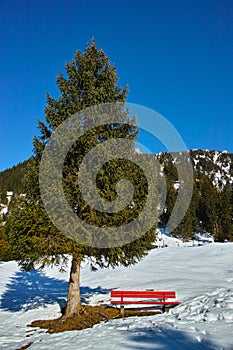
155,228,214,247
0,243,233,349
190,150,233,188
157,149,233,190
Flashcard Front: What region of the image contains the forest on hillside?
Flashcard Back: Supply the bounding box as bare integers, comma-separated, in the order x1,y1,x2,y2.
0,159,30,203
157,150,233,242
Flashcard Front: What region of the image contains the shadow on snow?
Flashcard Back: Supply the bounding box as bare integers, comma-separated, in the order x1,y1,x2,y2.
0,269,111,312
126,325,217,350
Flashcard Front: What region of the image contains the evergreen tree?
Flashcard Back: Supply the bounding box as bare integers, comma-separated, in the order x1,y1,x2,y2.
158,156,177,227
197,176,221,239
7,40,157,318
0,224,13,261
219,182,233,241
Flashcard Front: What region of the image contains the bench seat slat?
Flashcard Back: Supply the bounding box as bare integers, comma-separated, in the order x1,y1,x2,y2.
111,300,180,305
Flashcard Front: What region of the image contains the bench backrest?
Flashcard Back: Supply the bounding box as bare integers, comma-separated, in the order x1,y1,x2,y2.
111,290,176,299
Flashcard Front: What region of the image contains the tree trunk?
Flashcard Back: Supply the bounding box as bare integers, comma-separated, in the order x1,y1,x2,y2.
65,254,82,318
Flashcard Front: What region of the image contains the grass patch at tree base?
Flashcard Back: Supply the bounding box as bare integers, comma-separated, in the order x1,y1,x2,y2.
30,305,161,333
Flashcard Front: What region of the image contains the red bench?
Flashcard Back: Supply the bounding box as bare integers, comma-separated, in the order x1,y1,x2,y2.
111,290,180,315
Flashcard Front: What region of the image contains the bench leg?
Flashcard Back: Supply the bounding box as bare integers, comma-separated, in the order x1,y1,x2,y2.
120,305,125,317
162,304,166,313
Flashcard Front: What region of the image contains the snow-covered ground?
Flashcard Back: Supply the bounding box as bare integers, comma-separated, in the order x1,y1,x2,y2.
155,228,214,247
0,242,233,349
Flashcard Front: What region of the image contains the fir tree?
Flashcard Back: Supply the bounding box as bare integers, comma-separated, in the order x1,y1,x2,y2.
219,182,233,241
0,224,13,261
197,176,221,238
7,39,157,318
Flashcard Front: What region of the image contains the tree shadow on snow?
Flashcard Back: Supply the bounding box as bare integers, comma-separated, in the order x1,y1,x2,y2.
80,285,112,304
126,325,217,350
0,269,111,312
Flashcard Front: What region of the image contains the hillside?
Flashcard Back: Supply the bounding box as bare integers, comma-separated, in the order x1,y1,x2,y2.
1,150,233,241
2,150,232,195
0,159,30,203
156,150,233,241
157,149,233,189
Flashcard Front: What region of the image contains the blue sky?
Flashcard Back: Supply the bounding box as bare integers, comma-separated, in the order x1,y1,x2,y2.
1,0,232,171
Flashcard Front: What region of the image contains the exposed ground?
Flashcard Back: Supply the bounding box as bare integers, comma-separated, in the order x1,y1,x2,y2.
30,305,160,333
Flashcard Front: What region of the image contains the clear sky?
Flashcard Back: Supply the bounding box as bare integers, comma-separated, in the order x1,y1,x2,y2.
1,0,232,171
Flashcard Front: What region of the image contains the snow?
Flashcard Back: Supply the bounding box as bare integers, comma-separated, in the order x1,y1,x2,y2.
6,191,13,204
134,148,142,154
155,229,214,248
0,191,14,217
0,204,8,215
155,228,182,247
1,243,233,349
6,191,13,197
193,232,214,244
174,181,180,190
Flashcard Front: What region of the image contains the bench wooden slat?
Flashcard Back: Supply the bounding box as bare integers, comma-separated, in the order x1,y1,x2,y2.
111,300,180,305
111,291,176,299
